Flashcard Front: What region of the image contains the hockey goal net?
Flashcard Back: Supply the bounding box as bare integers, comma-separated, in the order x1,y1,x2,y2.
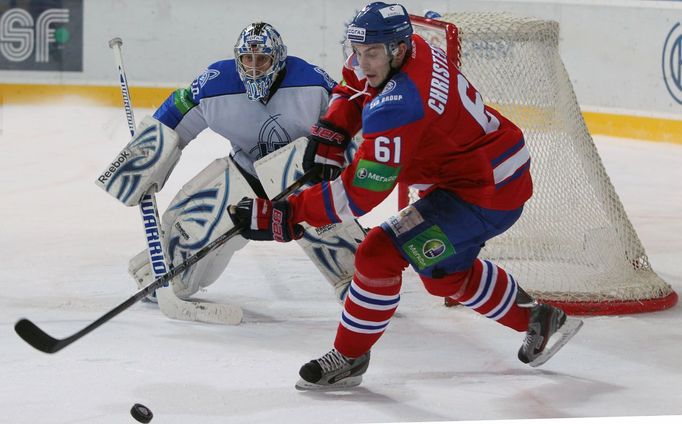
403,13,677,315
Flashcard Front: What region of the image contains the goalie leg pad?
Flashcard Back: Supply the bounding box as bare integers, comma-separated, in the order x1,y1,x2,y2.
296,222,366,302
164,156,254,298
129,156,254,299
255,137,365,302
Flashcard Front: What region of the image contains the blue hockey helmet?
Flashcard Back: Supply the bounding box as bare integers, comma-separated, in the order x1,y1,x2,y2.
234,22,287,101
346,2,413,47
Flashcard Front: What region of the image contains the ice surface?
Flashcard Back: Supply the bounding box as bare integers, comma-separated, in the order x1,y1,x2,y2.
1,103,681,424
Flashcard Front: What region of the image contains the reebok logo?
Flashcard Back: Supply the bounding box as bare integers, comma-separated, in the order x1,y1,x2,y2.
97,150,131,184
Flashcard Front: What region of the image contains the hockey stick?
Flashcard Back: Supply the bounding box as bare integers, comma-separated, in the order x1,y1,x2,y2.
108,37,242,325
14,166,318,354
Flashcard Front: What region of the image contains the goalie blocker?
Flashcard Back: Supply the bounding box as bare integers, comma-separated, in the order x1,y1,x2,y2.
129,137,365,303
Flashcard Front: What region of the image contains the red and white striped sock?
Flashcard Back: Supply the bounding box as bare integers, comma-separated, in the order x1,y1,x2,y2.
334,273,402,358
456,259,530,332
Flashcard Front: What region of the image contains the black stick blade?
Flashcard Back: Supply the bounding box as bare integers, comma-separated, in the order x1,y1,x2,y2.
15,319,66,354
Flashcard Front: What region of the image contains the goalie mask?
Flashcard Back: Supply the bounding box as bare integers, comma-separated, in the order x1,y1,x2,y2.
234,22,287,101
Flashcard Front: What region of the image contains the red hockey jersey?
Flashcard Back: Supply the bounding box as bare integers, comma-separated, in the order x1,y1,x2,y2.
289,34,532,228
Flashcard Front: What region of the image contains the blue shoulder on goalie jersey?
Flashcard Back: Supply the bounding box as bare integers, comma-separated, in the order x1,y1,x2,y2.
280,56,336,91
154,56,335,130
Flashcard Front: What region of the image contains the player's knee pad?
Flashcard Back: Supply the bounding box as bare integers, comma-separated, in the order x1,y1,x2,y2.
354,227,408,287
419,269,471,297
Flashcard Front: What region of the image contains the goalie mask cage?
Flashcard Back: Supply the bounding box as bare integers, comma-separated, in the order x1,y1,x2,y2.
401,13,677,315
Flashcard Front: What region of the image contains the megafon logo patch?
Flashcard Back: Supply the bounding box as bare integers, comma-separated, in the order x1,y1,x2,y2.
662,23,682,104
422,239,446,259
0,0,83,71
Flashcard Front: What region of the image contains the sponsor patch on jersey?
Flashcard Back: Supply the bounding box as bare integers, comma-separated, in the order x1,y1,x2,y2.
352,159,400,192
385,204,424,237
402,225,455,270
370,94,404,109
173,88,197,115
379,5,405,18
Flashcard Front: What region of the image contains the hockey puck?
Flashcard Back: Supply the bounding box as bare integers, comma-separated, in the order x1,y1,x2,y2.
130,403,153,423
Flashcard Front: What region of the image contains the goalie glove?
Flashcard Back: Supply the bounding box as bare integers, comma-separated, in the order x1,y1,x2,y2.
302,120,351,182
228,197,304,242
95,116,182,206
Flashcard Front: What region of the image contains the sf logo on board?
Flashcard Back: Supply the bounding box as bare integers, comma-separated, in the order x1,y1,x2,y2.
662,23,682,105
0,0,83,71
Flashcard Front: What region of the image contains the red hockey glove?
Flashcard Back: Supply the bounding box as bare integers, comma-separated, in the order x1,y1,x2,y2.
228,197,304,242
302,120,351,182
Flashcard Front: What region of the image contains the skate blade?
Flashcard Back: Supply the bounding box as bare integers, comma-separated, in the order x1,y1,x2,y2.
294,376,362,391
529,318,583,368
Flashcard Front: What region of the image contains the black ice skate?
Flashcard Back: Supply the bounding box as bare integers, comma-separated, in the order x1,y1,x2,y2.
295,349,370,390
518,303,583,367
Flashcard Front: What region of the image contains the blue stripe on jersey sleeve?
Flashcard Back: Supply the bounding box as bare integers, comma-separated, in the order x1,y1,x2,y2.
153,93,185,129
153,60,242,129
362,73,423,134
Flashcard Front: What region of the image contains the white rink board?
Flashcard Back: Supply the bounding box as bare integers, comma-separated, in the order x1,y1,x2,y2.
1,0,681,116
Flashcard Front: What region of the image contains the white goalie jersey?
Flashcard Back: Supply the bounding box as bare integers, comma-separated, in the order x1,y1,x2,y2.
127,57,364,304
154,55,336,177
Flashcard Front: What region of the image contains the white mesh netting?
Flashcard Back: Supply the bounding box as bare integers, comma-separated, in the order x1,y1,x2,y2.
407,13,676,314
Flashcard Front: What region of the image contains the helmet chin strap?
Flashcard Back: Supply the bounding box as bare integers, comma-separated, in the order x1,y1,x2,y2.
376,44,402,90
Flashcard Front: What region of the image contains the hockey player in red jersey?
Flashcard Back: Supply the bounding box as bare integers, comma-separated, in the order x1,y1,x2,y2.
229,2,583,389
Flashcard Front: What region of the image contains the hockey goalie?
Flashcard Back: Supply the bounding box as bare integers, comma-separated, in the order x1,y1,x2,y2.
95,22,366,321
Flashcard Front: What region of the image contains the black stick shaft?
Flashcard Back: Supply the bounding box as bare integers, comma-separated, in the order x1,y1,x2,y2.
14,167,317,353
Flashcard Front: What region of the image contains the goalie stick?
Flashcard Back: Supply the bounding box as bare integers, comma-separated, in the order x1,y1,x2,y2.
14,165,319,354
108,37,242,325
